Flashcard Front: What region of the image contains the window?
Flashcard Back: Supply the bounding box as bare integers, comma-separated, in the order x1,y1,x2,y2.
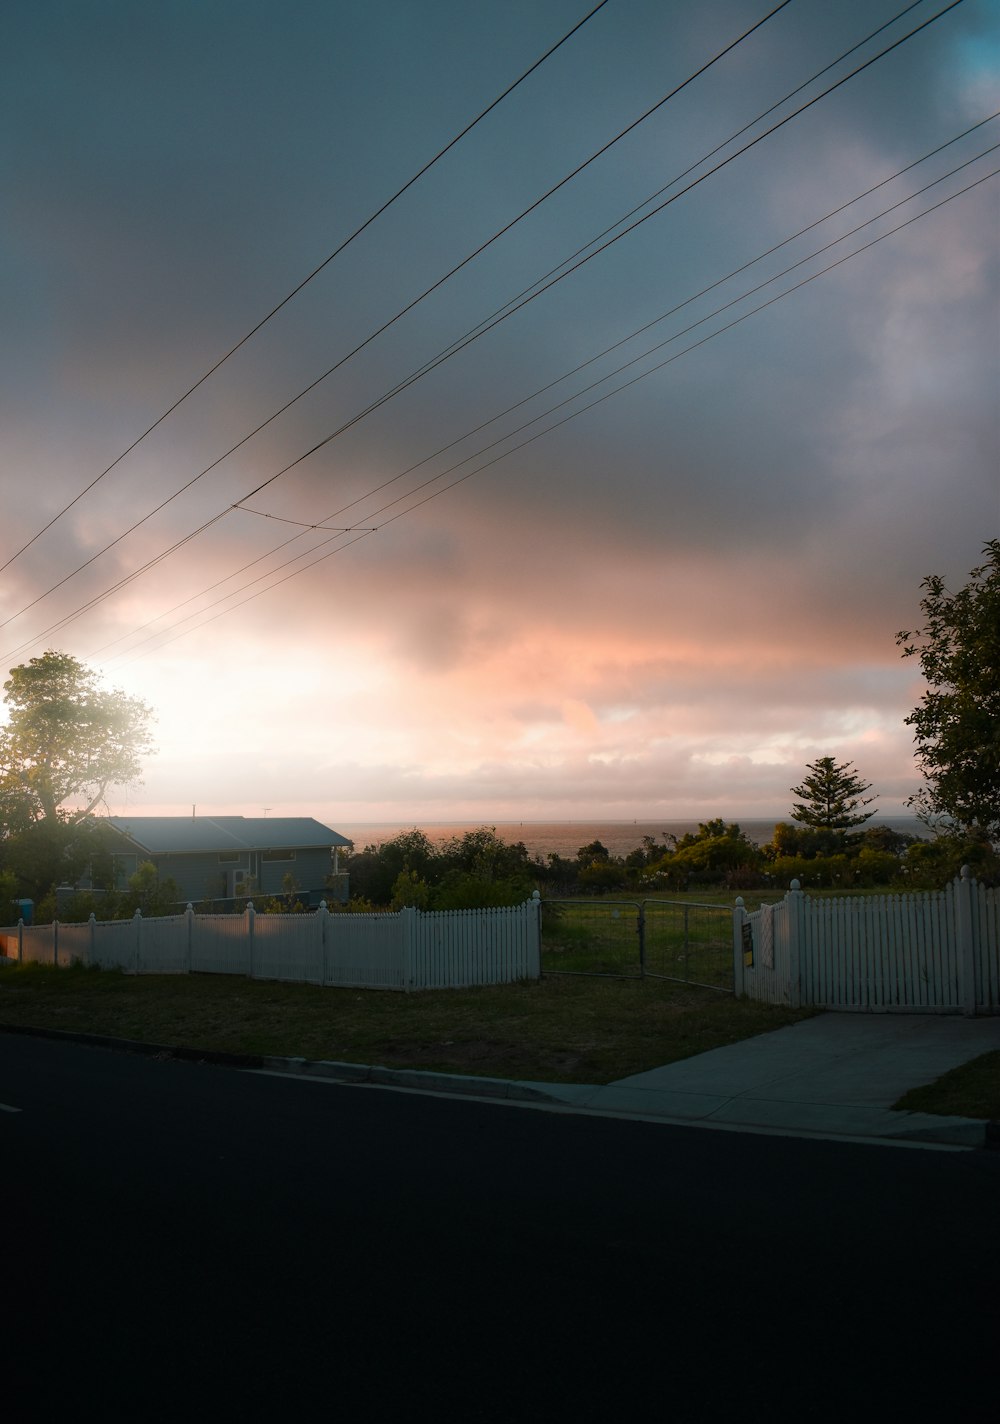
218,853,241,864
261,849,296,862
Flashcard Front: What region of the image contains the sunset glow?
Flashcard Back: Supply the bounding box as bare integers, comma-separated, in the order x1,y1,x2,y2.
2,1,997,831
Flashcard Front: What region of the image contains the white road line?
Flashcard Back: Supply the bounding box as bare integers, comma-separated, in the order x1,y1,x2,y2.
0,1103,22,1113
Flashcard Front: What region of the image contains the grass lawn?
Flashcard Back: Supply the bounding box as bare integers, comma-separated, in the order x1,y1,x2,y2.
893,1050,1000,1121
0,962,813,1084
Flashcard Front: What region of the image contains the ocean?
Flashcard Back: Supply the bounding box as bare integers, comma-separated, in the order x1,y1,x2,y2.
339,817,928,860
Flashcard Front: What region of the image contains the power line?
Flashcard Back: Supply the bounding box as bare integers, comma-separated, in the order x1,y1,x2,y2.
106,167,1000,666
0,0,795,632
0,0,969,660
0,0,613,575
96,141,999,665
216,108,997,557
418,0,933,359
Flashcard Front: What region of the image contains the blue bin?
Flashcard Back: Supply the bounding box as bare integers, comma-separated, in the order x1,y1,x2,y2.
15,898,33,926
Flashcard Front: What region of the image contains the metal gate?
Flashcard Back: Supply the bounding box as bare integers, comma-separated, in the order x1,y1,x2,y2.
540,898,733,991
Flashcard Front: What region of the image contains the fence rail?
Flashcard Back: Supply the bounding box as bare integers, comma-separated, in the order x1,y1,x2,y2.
0,895,542,992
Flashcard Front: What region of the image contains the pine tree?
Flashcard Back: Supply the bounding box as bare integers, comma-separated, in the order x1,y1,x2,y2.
789,757,875,831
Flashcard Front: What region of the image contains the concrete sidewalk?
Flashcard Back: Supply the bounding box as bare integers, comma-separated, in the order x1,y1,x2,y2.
260,1011,1000,1148
518,1012,1000,1145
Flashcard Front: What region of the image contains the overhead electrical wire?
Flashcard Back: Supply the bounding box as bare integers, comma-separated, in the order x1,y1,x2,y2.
74,123,1000,664
0,0,968,657
0,0,797,631
244,143,1000,529
409,0,933,362
0,0,961,650
82,114,997,666
103,165,999,666
0,0,613,575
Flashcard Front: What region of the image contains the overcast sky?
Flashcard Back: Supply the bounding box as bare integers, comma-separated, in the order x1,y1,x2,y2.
2,0,997,829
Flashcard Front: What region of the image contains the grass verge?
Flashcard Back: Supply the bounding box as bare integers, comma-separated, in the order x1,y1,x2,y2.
893,1050,1000,1121
0,962,812,1084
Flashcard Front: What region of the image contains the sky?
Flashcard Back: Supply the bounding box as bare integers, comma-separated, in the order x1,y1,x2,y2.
2,0,998,831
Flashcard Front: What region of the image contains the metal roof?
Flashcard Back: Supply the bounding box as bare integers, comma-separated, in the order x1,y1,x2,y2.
106,815,351,854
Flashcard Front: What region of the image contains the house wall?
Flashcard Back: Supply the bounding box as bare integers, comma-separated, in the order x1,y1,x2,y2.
257,847,333,897
148,852,246,904
126,847,337,903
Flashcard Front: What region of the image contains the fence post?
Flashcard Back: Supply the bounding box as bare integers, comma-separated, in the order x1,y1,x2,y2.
17,917,23,965
246,901,255,979
133,908,142,974
400,906,415,992
637,901,647,977
732,898,746,998
317,899,329,986
955,865,976,1016
786,880,804,1008
53,919,60,968
89,912,97,967
185,903,194,973
529,890,542,979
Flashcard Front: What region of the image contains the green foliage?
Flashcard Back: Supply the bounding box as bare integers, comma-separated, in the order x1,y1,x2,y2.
769,854,853,889
767,821,848,861
344,826,539,907
578,862,628,894
337,895,378,913
259,895,307,914
897,540,1000,840
390,869,431,910
341,829,437,905
44,859,181,923
0,815,119,906
853,847,903,886
0,651,154,827
650,820,764,889
439,826,536,883
430,870,532,910
789,757,875,831
901,833,1000,889
577,839,611,864
0,867,17,920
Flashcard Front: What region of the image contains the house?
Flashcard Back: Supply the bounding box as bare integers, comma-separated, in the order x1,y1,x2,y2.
103,815,352,905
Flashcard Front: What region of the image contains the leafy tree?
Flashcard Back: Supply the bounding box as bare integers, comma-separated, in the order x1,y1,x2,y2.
390,869,431,910
1,815,119,906
902,832,1000,889
789,757,875,831
576,839,611,864
121,861,181,917
438,827,536,882
0,651,154,826
656,820,762,885
340,829,436,904
896,541,1000,840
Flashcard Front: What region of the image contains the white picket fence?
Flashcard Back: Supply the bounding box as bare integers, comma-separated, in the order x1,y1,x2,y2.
0,894,543,992
733,868,999,1015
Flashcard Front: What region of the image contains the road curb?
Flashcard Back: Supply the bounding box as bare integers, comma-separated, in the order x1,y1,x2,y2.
0,1022,563,1104
259,1054,564,1102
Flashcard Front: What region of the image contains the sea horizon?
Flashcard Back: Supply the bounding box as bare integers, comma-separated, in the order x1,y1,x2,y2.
339,815,929,860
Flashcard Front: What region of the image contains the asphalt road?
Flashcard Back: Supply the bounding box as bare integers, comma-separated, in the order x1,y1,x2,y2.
4,1032,997,1422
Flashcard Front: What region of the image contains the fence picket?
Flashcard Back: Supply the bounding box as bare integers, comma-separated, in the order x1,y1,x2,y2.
3,881,997,1012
